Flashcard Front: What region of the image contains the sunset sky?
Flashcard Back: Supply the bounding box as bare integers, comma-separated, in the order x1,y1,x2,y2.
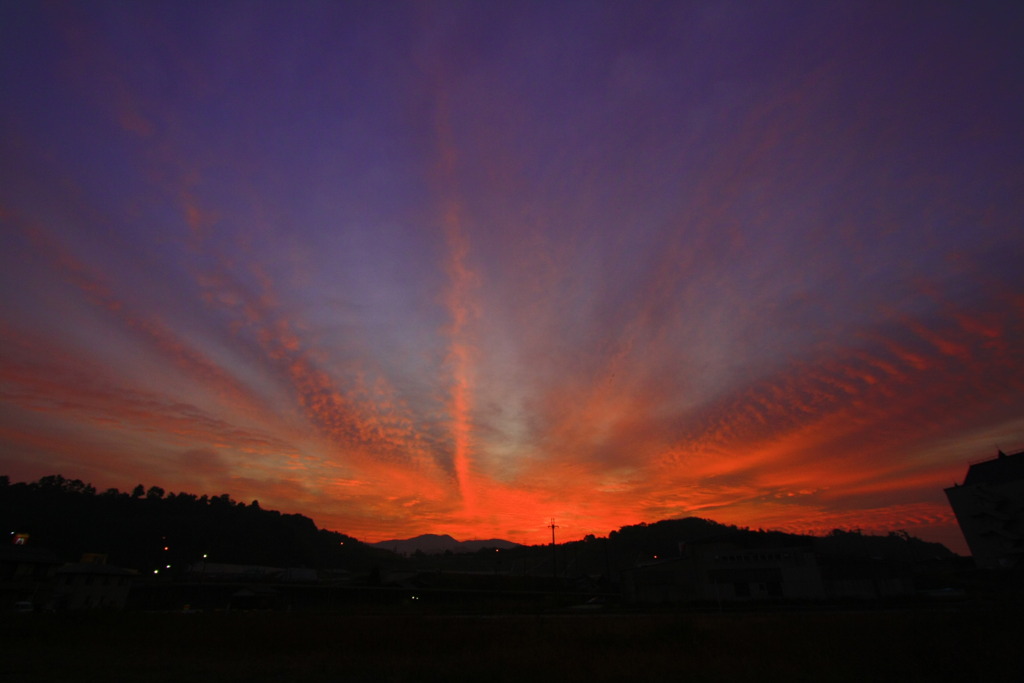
2,2,1023,554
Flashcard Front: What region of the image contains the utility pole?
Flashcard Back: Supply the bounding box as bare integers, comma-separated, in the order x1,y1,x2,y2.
549,518,559,581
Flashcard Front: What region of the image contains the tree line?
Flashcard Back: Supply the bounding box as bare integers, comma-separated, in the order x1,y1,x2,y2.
0,474,391,573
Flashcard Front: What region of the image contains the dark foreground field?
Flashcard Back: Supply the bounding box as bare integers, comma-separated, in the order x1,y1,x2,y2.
2,607,1021,682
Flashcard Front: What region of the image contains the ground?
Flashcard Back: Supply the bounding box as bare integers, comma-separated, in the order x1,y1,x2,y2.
1,606,1021,682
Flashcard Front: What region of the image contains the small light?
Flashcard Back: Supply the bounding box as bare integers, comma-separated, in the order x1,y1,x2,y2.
166,564,171,569
153,569,159,574
164,546,169,551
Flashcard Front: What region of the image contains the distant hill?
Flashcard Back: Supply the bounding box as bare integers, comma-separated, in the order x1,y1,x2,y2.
0,474,394,572
1,474,957,581
379,517,961,581
371,534,521,555
601,517,958,560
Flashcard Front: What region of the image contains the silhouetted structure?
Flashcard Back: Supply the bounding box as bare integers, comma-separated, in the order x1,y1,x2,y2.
183,561,317,583
623,535,919,604
53,556,136,610
624,541,826,603
0,545,60,611
945,449,1024,568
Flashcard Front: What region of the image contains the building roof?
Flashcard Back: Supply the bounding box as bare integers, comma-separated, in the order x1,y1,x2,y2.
56,563,137,576
962,449,1024,486
0,546,59,564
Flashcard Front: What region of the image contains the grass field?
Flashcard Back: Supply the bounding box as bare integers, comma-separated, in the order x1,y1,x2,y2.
1,606,1021,682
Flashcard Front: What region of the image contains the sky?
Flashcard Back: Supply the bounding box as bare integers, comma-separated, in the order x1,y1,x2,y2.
2,1,1023,554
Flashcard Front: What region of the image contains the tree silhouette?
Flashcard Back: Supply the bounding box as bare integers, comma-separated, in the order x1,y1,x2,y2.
0,474,388,572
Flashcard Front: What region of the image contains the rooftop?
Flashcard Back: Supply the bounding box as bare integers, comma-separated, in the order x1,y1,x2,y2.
962,449,1024,486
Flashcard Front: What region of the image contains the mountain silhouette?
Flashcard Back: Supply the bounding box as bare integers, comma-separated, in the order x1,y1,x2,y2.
1,474,957,575
371,533,521,555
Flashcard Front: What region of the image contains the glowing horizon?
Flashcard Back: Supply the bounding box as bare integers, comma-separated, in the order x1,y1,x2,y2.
3,2,1024,555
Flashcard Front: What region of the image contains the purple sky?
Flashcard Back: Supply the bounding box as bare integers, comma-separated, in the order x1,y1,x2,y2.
2,1,1023,552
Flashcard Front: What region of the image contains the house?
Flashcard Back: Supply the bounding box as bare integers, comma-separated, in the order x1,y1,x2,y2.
0,545,60,611
52,556,136,610
182,561,317,583
945,449,1024,569
817,556,915,599
624,535,922,604
624,539,825,603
